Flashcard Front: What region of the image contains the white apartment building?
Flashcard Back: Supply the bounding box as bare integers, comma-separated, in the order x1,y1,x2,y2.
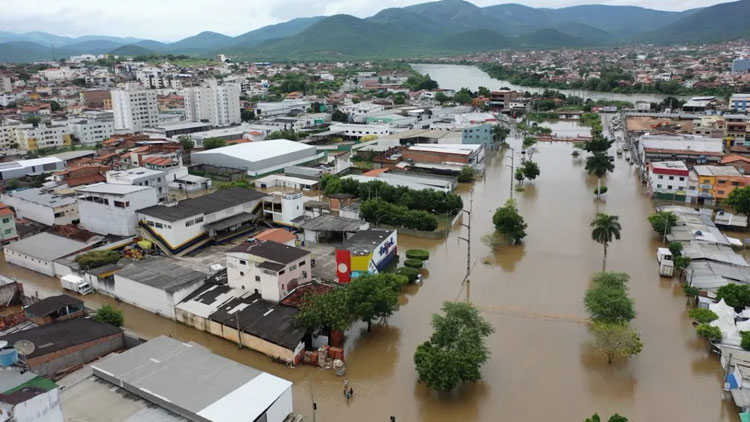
183,80,241,127
0,124,26,150
111,83,159,133
40,67,76,80
1,188,79,226
106,167,168,202
0,93,15,106
77,183,159,236
136,67,167,89
0,76,11,93
329,123,397,139
15,124,70,151
68,111,115,145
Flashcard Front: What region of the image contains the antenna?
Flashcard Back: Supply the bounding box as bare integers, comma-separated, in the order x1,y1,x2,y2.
14,340,35,362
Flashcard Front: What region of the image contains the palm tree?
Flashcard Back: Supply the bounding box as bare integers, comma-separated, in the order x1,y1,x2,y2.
586,152,615,200
591,213,622,271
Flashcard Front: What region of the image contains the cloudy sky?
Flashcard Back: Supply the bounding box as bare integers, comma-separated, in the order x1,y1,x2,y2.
0,0,730,41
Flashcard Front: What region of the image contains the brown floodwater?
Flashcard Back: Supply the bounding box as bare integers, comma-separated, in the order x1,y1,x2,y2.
0,117,740,421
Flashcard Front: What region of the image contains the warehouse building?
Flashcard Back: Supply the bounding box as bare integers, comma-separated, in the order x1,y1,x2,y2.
102,256,207,319
335,229,397,283
3,232,95,276
1,188,79,226
191,139,323,176
92,336,294,422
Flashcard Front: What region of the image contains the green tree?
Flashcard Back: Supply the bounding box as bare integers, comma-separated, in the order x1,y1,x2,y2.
668,241,683,257
295,288,352,333
589,322,643,364
48,100,61,112
591,213,621,271
202,138,226,150
332,109,348,122
695,323,722,342
23,115,42,126
741,332,750,351
75,250,121,270
583,137,613,154
478,86,491,97
725,186,750,217
585,413,629,422
92,305,124,327
647,211,678,236
457,166,475,183
454,89,473,105
492,125,510,145
492,199,527,244
514,167,525,186
414,302,494,391
675,256,691,277
592,272,630,290
688,308,718,324
435,92,449,104
584,285,635,324
586,152,614,200
240,109,255,122
266,129,300,141
521,160,540,183
347,273,406,331
717,283,750,308
178,136,194,152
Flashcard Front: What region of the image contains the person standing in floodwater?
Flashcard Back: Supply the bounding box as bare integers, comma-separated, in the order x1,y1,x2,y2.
343,379,348,396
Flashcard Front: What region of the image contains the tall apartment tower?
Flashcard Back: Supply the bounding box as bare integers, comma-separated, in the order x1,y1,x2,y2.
111,83,159,133
183,79,241,127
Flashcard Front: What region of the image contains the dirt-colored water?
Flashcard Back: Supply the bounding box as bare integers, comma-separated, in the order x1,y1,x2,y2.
1,116,739,421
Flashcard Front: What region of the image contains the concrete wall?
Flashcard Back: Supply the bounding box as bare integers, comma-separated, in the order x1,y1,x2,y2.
0,194,78,226
28,332,124,377
5,388,64,422
3,248,55,276
79,188,158,236
213,323,299,363
111,275,203,320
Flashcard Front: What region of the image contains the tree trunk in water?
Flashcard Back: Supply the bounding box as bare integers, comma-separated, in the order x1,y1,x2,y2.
367,319,372,332
597,177,601,200
603,243,607,272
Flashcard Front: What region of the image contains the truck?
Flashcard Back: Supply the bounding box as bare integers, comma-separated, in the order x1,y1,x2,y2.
657,248,674,277
60,274,93,295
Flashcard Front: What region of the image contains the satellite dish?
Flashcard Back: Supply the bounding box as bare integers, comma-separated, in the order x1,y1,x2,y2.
0,341,7,349
14,340,35,356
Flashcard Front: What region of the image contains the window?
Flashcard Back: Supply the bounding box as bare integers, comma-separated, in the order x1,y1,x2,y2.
703,179,711,184
719,180,727,184
667,185,673,190
154,222,163,229
1,218,8,224
54,212,65,218
255,276,260,281
114,201,128,208
289,264,297,271
3,229,10,235
278,269,285,275
240,271,244,276
299,260,305,266
668,176,674,180
239,260,246,265
658,175,663,179
679,177,685,181
719,190,725,195
657,184,662,188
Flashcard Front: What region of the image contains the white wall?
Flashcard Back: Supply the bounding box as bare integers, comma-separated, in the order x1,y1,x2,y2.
79,188,158,236
140,214,205,250
112,275,171,319
4,388,64,422
264,386,293,422
3,248,55,276
227,252,311,301
1,194,78,226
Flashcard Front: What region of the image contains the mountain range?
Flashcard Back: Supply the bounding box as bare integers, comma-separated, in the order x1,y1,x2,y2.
0,0,748,63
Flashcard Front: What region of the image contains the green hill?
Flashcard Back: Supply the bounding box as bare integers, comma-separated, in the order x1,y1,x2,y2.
641,0,750,44
0,41,73,63
233,17,325,47
110,44,156,57
168,31,234,53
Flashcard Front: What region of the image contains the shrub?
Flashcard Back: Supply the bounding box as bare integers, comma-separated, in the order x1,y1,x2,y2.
92,305,124,327
405,249,430,261
457,166,476,183
75,250,121,270
717,283,750,308
593,186,608,195
742,332,750,351
404,259,424,269
395,267,420,283
695,323,722,342
648,211,677,235
688,308,718,324
360,199,438,231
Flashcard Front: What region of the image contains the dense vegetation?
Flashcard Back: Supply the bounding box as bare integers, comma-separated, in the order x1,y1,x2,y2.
75,250,121,270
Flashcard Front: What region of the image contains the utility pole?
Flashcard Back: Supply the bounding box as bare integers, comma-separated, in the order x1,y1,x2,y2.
458,190,473,302
235,312,242,349
506,146,515,200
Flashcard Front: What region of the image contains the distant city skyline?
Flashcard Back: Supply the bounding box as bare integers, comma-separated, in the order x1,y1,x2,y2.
0,0,732,41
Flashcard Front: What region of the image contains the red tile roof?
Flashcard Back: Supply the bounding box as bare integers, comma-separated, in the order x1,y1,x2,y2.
254,228,297,244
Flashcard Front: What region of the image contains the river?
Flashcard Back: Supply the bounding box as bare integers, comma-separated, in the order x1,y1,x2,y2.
411,63,676,104
1,127,739,420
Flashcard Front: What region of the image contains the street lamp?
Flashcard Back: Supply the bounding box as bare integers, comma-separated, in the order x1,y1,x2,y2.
505,146,515,200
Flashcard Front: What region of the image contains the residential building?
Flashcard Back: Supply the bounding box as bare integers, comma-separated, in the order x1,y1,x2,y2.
106,167,168,202
137,188,267,255
725,114,749,145
1,188,78,226
335,229,397,283
730,94,750,113
254,174,319,191
489,90,521,111
0,157,64,180
143,121,212,139
15,124,71,151
402,143,485,172
0,369,64,422
79,89,111,109
0,123,26,150
183,79,241,127
261,191,309,227
111,83,159,132
254,228,297,246
646,161,689,200
0,76,11,93
103,256,206,319
67,111,115,145
637,134,724,166
23,294,84,326
720,154,750,175
226,239,312,301
191,139,322,176
0,203,17,244
689,165,750,205
49,165,109,188
0,318,123,377
77,183,159,236
328,123,397,140
92,336,294,422
732,57,750,73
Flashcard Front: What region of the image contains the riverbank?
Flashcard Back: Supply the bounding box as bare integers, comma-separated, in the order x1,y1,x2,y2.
411,63,688,103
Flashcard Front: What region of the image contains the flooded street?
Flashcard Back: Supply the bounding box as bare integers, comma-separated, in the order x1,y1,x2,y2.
3,129,740,421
